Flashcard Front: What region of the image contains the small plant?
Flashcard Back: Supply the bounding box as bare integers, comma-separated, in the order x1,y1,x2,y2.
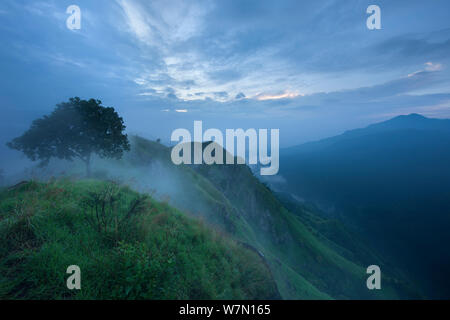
82,183,148,241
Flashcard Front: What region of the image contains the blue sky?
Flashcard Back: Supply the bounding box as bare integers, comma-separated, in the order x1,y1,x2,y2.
1,0,450,170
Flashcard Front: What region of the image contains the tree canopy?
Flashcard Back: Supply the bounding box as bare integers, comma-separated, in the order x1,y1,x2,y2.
7,97,130,176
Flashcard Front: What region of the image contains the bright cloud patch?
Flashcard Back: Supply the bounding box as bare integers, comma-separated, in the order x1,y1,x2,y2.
256,92,302,101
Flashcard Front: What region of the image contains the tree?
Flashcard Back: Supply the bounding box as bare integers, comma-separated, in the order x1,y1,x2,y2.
7,97,130,177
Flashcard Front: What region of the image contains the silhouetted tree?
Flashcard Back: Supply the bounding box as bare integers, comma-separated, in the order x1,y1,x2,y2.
7,97,130,177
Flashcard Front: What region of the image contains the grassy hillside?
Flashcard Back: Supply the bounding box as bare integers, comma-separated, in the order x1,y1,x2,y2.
111,136,419,299
0,179,279,299
0,135,421,299
192,152,419,299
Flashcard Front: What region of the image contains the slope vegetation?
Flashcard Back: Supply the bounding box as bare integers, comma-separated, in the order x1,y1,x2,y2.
112,136,419,299
0,179,279,299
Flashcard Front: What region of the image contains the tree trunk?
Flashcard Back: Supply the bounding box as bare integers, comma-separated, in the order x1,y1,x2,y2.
86,152,92,178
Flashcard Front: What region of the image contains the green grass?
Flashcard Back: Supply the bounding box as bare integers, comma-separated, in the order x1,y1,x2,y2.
0,179,279,299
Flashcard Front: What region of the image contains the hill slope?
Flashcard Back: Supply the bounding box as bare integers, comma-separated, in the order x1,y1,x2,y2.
110,136,419,299
0,180,279,299
1,135,421,299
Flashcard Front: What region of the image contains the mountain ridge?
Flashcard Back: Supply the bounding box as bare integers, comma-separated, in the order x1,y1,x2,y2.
277,113,450,298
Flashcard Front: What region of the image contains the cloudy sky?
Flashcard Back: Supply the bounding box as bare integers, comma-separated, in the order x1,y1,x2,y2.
1,0,450,168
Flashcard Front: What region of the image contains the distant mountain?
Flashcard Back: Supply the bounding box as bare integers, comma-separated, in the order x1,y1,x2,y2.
278,114,450,298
